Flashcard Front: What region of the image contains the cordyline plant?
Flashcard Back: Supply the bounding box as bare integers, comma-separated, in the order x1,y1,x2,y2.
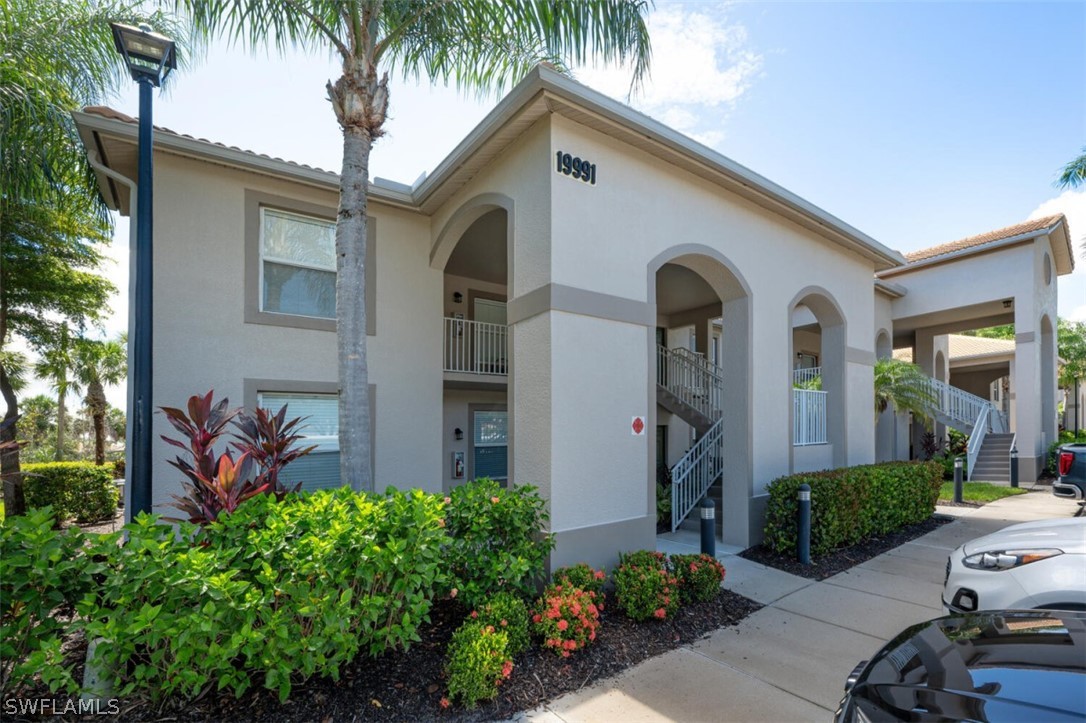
161,390,316,525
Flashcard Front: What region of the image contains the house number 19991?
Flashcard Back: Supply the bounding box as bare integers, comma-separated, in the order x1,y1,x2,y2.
556,151,597,185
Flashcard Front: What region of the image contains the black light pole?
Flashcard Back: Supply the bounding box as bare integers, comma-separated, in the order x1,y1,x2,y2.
110,23,176,519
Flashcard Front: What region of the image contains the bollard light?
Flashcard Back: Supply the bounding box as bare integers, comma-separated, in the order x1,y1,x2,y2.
1010,446,1019,489
954,456,964,503
700,497,716,557
797,484,811,565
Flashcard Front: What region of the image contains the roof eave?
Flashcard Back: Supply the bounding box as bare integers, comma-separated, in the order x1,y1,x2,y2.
878,218,1072,279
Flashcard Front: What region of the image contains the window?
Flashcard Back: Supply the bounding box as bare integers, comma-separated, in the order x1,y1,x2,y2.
258,392,340,492
261,208,336,319
244,191,376,334
473,410,507,481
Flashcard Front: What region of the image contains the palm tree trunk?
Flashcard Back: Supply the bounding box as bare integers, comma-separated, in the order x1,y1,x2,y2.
0,364,27,516
89,381,106,465
55,387,66,461
336,121,373,492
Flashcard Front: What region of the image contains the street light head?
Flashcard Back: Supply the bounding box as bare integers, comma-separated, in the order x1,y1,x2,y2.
110,22,176,87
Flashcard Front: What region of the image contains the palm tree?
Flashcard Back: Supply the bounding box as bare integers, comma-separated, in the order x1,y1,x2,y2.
72,338,127,465
33,326,77,461
1057,148,1086,189
182,0,653,491
874,358,938,425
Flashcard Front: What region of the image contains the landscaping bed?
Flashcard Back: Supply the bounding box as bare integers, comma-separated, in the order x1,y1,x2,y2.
740,514,953,581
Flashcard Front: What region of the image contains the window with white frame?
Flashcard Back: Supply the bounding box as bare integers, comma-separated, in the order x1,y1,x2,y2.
473,410,507,481
258,392,340,491
260,208,336,319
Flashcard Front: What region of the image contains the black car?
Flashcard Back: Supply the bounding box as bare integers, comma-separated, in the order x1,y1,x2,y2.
834,610,1086,722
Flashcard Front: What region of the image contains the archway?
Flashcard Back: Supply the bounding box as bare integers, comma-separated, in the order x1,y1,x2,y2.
648,245,751,547
789,288,847,469
875,330,896,461
433,196,513,493
1041,314,1057,447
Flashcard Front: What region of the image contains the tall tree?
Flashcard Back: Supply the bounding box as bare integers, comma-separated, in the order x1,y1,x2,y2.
1,0,185,515
33,326,79,462
181,0,652,491
72,337,127,464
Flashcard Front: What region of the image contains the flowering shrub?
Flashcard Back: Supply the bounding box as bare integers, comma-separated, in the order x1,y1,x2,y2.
613,550,680,621
671,553,726,603
552,562,607,598
443,478,554,609
531,585,601,657
444,622,512,709
470,592,531,655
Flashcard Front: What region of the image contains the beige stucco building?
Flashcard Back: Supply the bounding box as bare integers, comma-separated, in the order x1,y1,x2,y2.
76,66,1074,570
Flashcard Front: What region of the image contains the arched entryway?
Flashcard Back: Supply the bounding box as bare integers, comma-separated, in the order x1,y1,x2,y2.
1041,314,1057,447
432,194,514,493
875,330,896,461
648,245,752,547
789,288,847,469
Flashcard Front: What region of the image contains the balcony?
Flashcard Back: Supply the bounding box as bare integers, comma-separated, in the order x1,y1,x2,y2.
444,317,508,378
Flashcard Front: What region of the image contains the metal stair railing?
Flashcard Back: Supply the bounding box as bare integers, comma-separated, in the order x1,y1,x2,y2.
657,345,724,422
966,405,989,482
670,418,724,532
921,376,991,430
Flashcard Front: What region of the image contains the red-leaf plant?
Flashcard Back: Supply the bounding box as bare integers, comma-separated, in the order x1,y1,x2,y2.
161,390,316,525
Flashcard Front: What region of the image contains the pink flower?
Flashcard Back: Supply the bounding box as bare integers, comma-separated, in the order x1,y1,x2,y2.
491,496,500,504
562,650,571,658
589,630,596,641
594,570,605,580
444,496,452,505
654,608,667,619
470,610,478,619
502,660,514,678
557,619,569,631
532,613,542,623
440,697,450,709
500,619,507,627
449,588,458,598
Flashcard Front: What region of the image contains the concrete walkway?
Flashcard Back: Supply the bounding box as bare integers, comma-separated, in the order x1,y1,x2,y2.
517,489,1081,723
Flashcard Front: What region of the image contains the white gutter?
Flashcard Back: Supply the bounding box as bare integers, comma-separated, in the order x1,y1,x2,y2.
874,279,907,298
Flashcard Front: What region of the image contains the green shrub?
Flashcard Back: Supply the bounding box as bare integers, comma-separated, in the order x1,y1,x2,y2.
1,508,99,694
79,487,447,702
763,461,942,558
444,622,512,709
932,450,964,481
470,592,530,655
612,550,679,622
671,553,726,603
531,585,601,657
552,563,606,597
1048,432,1086,475
443,478,554,609
22,462,117,523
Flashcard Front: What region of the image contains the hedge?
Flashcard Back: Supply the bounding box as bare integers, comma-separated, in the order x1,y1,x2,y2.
22,462,118,523
763,461,942,558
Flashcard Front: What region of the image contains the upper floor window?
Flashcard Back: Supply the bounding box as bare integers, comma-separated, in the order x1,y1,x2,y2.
261,208,336,319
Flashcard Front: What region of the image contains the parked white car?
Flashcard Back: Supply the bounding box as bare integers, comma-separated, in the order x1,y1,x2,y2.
943,518,1086,613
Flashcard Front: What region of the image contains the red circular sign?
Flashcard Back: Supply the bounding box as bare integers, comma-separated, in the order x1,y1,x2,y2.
632,417,645,435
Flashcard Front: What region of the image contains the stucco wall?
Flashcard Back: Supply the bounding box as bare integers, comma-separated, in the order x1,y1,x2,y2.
148,151,441,509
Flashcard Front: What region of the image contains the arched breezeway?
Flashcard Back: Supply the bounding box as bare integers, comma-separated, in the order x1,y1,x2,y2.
788,287,847,470
647,245,752,548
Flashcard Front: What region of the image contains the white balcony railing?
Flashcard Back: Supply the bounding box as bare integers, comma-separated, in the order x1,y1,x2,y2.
793,388,828,446
793,366,822,388
444,317,508,376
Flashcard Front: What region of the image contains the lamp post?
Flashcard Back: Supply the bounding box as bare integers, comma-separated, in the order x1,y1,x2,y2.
110,23,176,519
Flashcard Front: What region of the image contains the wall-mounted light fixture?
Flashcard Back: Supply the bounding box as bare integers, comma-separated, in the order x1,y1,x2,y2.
453,292,463,304
454,427,464,441
1002,299,1013,309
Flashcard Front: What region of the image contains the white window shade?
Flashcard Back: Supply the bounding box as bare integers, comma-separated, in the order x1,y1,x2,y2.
258,392,340,492
474,411,507,446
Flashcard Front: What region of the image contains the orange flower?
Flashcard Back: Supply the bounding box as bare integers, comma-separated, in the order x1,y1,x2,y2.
440,697,450,709
654,608,667,619
557,619,569,631
491,496,500,504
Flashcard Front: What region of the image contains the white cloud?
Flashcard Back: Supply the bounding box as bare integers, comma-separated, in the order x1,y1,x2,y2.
573,5,763,152
1030,189,1086,322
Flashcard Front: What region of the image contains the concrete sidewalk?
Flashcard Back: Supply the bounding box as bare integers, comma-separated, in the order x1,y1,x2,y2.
517,489,1081,723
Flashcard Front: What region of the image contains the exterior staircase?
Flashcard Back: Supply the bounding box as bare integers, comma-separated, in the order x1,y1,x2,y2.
656,345,725,531
969,433,1015,483
919,376,1011,483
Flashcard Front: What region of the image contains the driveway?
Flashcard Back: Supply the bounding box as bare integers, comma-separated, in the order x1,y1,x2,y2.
517,490,1081,723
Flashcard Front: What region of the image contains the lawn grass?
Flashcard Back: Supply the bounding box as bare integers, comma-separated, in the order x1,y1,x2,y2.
939,481,1028,504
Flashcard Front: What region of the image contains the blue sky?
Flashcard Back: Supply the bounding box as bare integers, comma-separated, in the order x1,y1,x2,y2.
22,1,1086,406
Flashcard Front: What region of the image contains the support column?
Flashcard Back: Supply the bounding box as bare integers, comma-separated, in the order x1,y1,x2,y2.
1012,334,1041,482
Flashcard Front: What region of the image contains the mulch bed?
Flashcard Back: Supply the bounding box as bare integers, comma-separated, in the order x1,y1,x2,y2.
22,591,761,723
739,514,954,581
